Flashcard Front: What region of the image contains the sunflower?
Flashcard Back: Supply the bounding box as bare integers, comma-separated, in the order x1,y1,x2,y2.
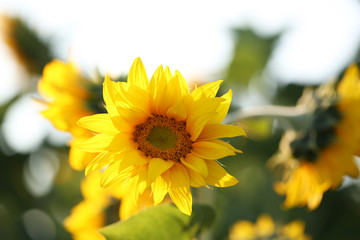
38,60,103,170
64,172,161,240
76,57,245,215
271,64,360,209
64,172,109,240
229,214,311,240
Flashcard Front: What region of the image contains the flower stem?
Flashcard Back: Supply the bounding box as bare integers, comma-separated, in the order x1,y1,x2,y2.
224,105,310,130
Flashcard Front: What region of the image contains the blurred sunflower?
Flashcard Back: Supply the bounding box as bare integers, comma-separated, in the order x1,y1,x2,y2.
76,57,245,215
64,172,109,240
229,214,311,240
38,60,105,170
0,14,52,75
271,64,360,209
64,172,163,240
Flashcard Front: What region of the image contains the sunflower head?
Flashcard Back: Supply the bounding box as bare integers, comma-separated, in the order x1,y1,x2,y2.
270,64,360,210
38,59,110,135
38,59,107,170
77,57,245,215
64,173,109,240
288,64,360,164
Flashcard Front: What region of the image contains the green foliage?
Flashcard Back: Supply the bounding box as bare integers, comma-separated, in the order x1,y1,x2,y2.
223,28,280,89
99,203,215,240
12,17,53,74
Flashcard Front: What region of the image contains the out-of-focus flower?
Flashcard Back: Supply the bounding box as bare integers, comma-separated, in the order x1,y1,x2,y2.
229,214,311,240
270,64,360,210
0,15,52,75
64,172,109,240
76,57,245,215
37,60,105,170
38,60,91,135
64,172,167,239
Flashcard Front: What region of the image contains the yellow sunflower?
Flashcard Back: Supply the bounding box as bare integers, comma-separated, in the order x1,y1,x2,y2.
272,64,360,210
64,172,159,240
64,172,109,240
76,57,245,215
229,214,311,240
38,60,100,170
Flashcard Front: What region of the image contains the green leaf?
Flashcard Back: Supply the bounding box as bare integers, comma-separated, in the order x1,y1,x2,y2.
98,203,215,240
223,28,280,88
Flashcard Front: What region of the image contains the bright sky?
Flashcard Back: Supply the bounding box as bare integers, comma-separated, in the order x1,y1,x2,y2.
0,0,360,152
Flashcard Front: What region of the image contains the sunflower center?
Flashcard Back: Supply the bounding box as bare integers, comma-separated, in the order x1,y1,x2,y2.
133,115,192,162
147,127,177,149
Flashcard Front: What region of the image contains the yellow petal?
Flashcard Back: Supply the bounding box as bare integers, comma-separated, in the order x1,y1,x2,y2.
118,189,154,220
113,81,151,114
69,140,97,170
307,192,324,210
345,158,360,178
278,163,331,210
77,113,118,135
191,80,222,101
166,100,187,121
255,214,275,237
109,81,129,108
181,154,208,177
121,84,151,113
106,133,133,154
229,221,256,239
117,149,149,170
279,220,306,238
149,65,164,95
100,163,134,188
187,168,207,187
168,163,192,215
211,139,243,153
199,124,246,140
151,66,174,115
162,66,173,82
186,98,223,140
151,172,170,205
75,134,114,152
337,64,360,99
64,201,106,236
192,139,239,160
85,151,115,176
116,165,148,204
103,75,119,112
165,71,189,104
134,165,149,202
128,57,149,90
119,174,139,204
103,76,125,131
80,172,110,204
148,158,174,183
209,90,232,124
38,60,87,98
174,70,190,96
152,72,188,116
205,160,238,187
117,105,151,126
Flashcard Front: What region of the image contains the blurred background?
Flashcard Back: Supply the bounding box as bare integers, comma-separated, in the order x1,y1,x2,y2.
1,0,360,239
